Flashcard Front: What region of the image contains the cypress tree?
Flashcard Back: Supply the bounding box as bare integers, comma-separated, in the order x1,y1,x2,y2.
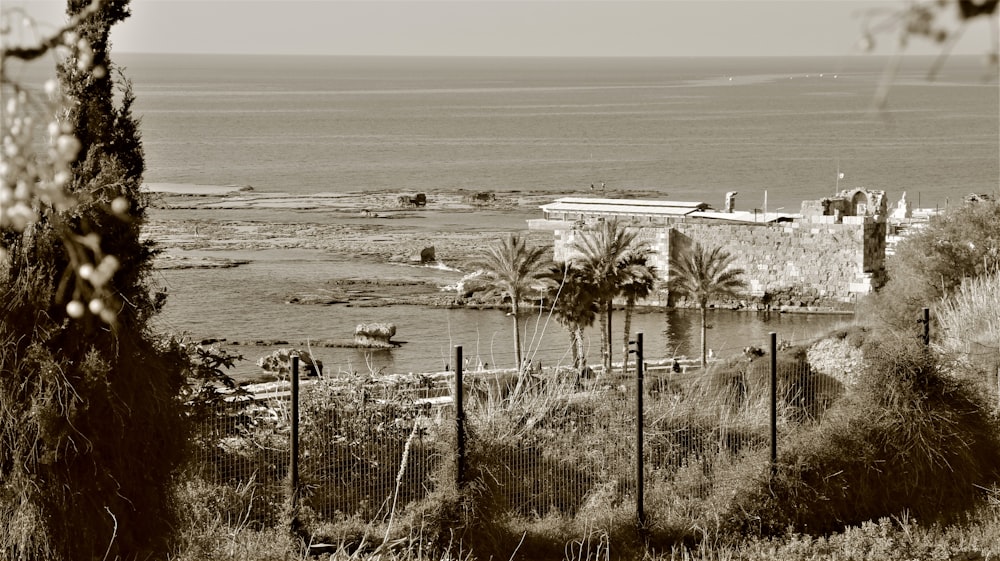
0,1,187,559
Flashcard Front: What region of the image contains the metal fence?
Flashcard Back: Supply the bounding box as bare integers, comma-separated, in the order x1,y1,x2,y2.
188,330,847,529
188,397,291,526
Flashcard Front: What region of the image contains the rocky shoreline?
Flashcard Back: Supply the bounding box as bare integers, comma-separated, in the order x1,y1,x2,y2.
145,186,563,308
145,185,855,314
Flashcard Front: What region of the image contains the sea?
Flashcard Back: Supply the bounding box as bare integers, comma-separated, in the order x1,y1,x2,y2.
117,54,999,210
19,54,998,377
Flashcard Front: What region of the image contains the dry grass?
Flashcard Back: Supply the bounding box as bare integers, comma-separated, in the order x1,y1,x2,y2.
169,500,1000,561
935,272,1000,408
169,334,1000,561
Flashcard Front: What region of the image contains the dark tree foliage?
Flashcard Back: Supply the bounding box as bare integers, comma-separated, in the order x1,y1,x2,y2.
541,261,599,371
0,1,187,559
866,199,1000,332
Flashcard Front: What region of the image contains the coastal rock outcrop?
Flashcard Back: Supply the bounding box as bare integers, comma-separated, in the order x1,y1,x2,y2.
408,246,435,264
397,193,427,207
354,323,397,348
464,191,496,205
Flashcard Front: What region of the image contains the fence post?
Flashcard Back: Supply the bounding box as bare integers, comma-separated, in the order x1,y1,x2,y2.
631,333,645,529
769,332,777,476
921,307,930,346
455,345,466,488
290,355,300,509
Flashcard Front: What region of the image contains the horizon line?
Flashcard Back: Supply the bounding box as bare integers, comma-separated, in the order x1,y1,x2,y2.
115,51,955,60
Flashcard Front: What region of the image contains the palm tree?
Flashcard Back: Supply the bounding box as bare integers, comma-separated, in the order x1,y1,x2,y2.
476,233,548,384
542,261,598,372
570,219,646,375
667,242,747,367
618,252,657,375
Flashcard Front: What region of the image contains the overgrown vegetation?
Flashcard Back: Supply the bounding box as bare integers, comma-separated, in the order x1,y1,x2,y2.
936,271,1000,403
867,198,1000,332
167,322,1000,561
722,335,1000,537
1,1,189,559
170,505,1000,561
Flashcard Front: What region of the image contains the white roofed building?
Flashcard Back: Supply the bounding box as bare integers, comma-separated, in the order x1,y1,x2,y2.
528,191,886,310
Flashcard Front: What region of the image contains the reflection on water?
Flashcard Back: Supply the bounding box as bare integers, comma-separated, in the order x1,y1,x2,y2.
662,310,694,357
153,257,853,381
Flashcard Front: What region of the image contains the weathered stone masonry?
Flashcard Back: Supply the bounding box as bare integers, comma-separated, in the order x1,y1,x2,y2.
529,189,887,310
664,217,886,308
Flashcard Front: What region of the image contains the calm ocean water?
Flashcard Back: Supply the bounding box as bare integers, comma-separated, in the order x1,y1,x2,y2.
121,54,999,211
39,54,994,377
151,251,852,378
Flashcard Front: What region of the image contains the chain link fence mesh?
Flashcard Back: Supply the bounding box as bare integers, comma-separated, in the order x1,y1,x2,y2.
187,337,850,528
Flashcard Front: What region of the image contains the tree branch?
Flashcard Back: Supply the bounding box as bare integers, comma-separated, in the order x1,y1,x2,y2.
1,0,102,65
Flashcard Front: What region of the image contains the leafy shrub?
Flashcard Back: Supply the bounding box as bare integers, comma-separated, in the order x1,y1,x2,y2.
866,199,1000,332
700,348,844,424
173,476,285,560
297,374,438,520
935,272,1000,404
720,335,1000,536
187,431,289,528
172,477,301,561
404,423,516,559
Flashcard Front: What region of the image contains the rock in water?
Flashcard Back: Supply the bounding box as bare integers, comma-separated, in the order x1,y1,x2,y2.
355,322,397,347
397,193,427,207
408,246,435,264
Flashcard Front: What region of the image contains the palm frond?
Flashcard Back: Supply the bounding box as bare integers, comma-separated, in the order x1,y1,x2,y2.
668,242,747,307
477,233,548,306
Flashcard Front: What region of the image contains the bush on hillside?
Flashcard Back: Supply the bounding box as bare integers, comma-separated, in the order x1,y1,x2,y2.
296,375,436,520
701,347,844,423
720,335,1000,536
865,199,1000,333
936,272,1000,404
824,325,872,349
403,423,515,559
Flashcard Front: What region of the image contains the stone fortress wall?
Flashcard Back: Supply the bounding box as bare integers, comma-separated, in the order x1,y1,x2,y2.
665,214,886,309
534,188,888,311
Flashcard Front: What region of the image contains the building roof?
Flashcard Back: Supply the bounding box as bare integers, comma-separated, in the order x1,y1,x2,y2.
688,210,792,223
553,197,708,209
540,197,793,223
540,197,709,217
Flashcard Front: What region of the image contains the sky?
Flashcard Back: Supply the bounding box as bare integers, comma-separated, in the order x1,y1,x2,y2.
9,0,998,58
